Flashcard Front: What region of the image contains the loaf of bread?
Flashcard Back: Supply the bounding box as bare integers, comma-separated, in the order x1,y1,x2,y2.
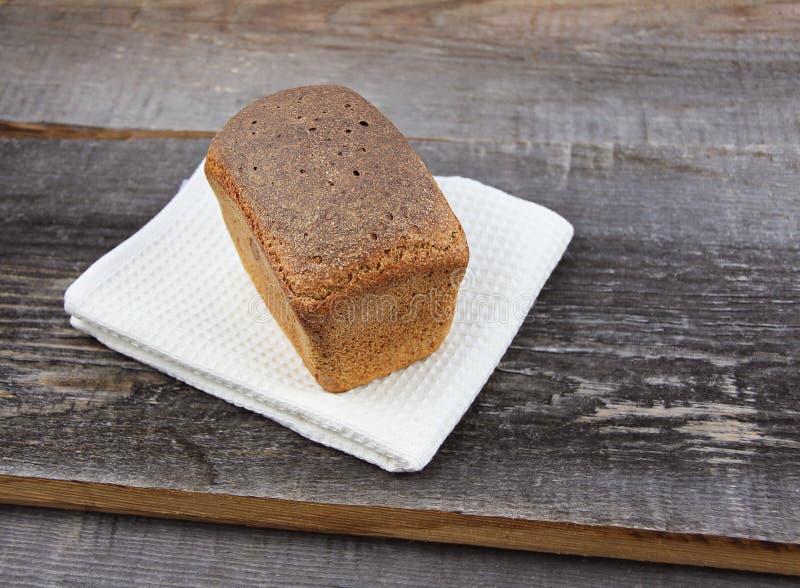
205,85,469,392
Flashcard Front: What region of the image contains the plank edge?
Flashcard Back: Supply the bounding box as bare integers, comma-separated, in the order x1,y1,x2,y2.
0,119,215,141
0,475,797,576
0,119,489,145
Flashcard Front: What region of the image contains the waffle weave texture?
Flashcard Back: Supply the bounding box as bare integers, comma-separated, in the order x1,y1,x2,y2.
65,162,573,472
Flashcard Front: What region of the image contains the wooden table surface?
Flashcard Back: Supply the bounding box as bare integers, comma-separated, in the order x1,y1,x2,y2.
2,1,799,584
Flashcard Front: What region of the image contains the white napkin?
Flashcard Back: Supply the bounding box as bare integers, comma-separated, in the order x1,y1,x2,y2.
64,162,572,472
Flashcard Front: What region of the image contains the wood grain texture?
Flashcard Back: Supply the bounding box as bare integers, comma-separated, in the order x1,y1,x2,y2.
0,119,215,140
2,0,800,575
3,506,795,588
4,475,800,576
2,1,800,146
1,137,799,573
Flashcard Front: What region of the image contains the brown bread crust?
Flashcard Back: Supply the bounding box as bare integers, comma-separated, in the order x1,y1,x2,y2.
206,85,469,392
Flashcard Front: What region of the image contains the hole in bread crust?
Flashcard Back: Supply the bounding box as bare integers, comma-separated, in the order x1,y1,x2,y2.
252,120,257,124
359,121,369,126
308,127,316,131
386,211,394,220
253,167,258,171
345,129,352,134
353,170,360,176
370,232,378,240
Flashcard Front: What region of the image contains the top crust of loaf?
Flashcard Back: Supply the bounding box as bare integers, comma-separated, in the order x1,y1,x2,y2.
205,85,469,312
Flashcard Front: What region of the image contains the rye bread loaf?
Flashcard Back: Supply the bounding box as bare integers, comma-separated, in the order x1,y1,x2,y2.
205,85,469,392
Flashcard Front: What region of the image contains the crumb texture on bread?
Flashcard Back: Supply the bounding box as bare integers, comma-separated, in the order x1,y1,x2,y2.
206,85,469,392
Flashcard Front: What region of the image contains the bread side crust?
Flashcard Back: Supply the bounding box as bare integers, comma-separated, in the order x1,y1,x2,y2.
209,164,466,392
207,171,323,381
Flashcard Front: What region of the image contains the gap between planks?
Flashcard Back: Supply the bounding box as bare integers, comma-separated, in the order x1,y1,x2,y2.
0,120,466,144
0,475,798,576
0,120,214,141
5,120,793,153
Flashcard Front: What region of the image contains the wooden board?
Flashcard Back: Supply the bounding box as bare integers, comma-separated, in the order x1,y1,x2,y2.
1,0,800,577
1,136,799,575
2,1,800,147
4,506,796,588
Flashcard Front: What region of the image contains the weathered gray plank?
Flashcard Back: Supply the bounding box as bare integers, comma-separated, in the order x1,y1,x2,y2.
1,506,794,588
2,1,800,146
1,136,798,550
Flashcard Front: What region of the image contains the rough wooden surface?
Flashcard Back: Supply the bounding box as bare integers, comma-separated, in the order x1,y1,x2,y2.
0,506,791,587
2,506,796,588
6,474,799,575
2,1,800,146
1,135,799,573
1,0,800,578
